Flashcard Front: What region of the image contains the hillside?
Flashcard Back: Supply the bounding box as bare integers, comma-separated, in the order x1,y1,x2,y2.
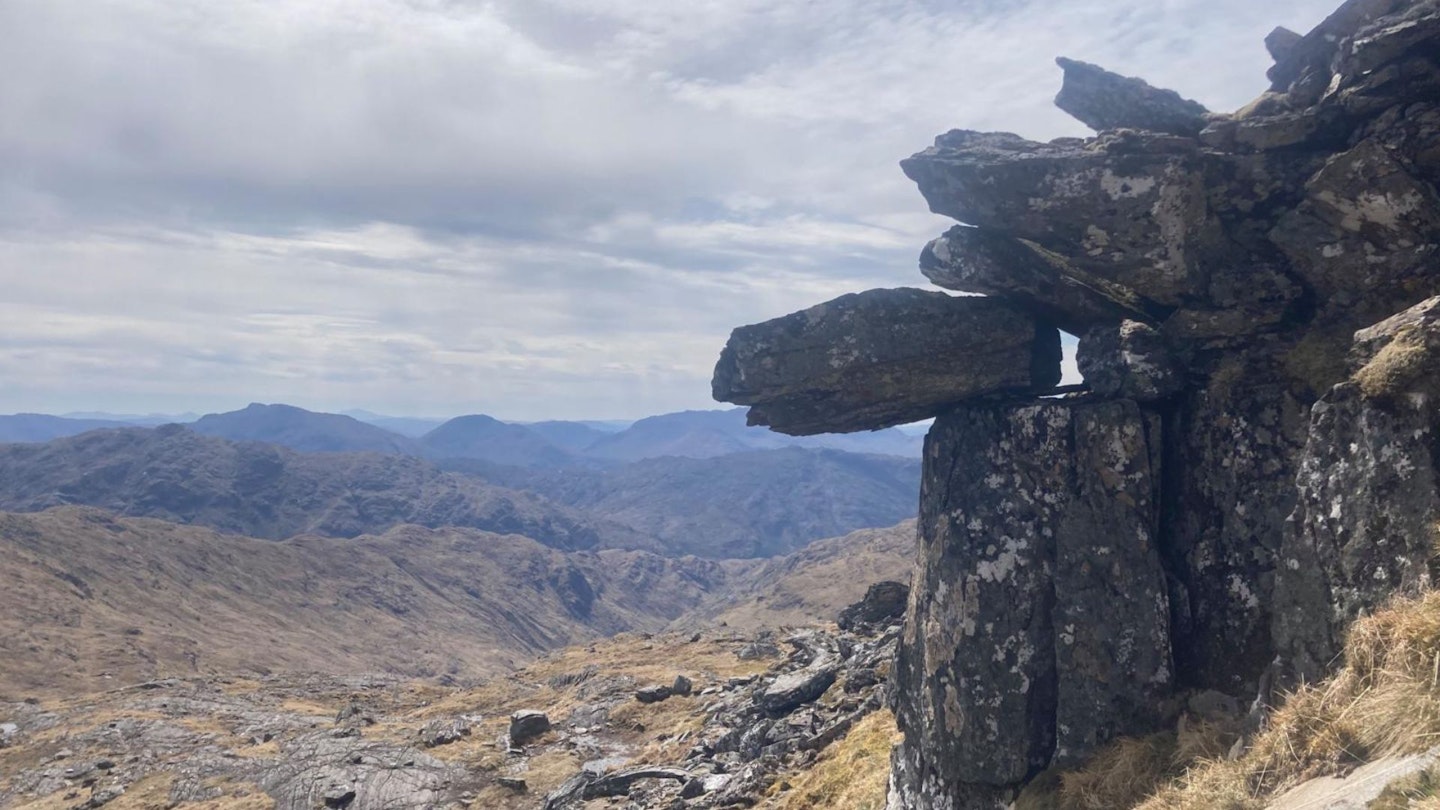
676,520,918,631
484,447,922,558
0,425,607,550
0,507,731,699
190,403,419,455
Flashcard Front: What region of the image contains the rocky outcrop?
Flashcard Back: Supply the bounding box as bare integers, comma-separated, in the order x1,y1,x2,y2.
837,581,910,633
1274,296,1440,681
711,0,1440,805
712,288,1062,435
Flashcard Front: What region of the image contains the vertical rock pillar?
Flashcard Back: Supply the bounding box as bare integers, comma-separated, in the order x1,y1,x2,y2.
888,399,1172,808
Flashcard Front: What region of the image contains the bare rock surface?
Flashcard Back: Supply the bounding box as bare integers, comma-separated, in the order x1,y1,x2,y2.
713,288,1062,435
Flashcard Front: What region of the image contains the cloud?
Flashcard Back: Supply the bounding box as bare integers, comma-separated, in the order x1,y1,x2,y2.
0,0,1340,418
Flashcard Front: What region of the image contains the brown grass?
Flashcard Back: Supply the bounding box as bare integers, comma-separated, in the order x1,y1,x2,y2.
1136,590,1440,809
1356,325,1431,401
764,709,900,810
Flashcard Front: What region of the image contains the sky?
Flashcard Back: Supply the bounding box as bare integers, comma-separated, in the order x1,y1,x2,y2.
0,0,1341,420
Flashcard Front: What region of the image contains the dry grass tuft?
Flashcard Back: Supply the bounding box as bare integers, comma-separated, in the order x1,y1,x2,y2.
1058,733,1179,810
764,709,900,810
1139,590,1440,810
1355,325,1433,401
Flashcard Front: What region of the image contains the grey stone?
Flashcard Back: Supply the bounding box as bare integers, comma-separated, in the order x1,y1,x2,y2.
836,581,910,633
712,288,1062,435
670,675,693,697
1270,137,1440,324
1264,26,1304,62
636,685,673,704
508,710,551,747
902,130,1236,308
1077,320,1184,401
758,661,838,717
417,717,471,748
1054,57,1210,136
920,225,1163,334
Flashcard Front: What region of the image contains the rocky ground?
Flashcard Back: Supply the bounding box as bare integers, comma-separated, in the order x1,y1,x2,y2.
0,586,906,810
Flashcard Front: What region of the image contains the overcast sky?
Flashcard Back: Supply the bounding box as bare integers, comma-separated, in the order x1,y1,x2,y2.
1,0,1339,420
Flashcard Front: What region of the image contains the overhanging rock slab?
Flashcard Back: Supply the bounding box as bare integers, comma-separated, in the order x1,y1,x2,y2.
711,288,1061,436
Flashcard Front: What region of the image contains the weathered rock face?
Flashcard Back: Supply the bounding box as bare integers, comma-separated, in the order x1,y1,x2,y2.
890,399,1171,807
1274,297,1440,681
712,288,1061,435
1076,320,1184,402
709,0,1440,806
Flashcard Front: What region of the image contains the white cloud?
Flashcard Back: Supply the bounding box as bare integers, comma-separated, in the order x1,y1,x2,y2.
0,0,1341,418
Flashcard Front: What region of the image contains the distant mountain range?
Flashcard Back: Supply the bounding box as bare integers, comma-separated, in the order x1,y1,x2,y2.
0,403,922,465
0,425,609,550
191,403,420,455
0,423,919,559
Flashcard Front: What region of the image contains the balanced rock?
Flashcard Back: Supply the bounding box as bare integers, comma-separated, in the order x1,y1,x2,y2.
712,288,1061,435
901,130,1237,308
1054,57,1210,136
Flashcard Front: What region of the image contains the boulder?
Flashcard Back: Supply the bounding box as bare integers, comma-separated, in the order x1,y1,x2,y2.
836,581,910,632
416,717,471,748
712,288,1062,435
1054,57,1210,137
671,675,693,697
508,710,551,747
635,685,673,704
758,660,839,717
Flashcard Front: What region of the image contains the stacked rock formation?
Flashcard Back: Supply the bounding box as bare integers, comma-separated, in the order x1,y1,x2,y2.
712,0,1440,806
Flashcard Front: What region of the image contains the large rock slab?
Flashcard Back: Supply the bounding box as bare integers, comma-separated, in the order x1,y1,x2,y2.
1054,57,1210,137
712,288,1061,436
889,399,1171,807
920,225,1162,334
902,130,1234,307
1274,297,1440,681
